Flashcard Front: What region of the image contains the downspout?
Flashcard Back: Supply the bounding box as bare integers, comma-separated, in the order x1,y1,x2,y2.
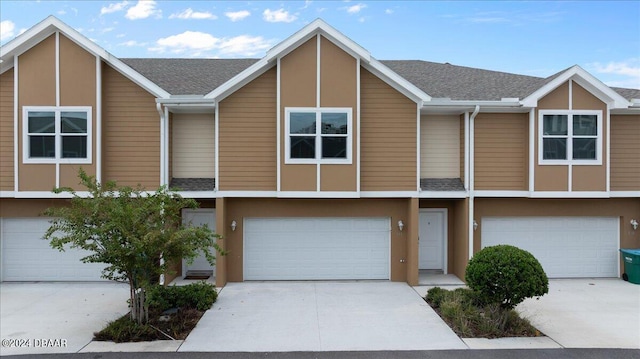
468,105,480,260
156,103,166,187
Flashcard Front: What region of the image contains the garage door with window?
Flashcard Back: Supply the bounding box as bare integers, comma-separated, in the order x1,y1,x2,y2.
1,218,105,281
244,217,390,280
481,217,619,278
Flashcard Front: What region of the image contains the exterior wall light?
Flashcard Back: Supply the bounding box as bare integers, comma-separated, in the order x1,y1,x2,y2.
631,219,639,231
397,220,404,232
473,220,478,231
231,220,237,232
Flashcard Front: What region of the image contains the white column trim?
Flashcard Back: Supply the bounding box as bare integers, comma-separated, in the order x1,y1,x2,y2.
356,57,361,193
95,56,102,183
214,99,219,191
276,57,282,192
164,106,169,186
55,31,60,187
416,103,421,190
528,109,534,192
316,34,321,191
606,104,611,192
159,104,165,186
568,79,573,111
13,55,19,192
464,112,469,190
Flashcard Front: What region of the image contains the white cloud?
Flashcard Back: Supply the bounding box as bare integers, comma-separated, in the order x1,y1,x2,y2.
116,33,126,38
125,0,161,20
589,59,640,89
385,9,393,15
169,8,217,20
263,8,297,23
101,27,115,33
346,3,366,14
101,1,129,15
57,10,67,15
153,31,275,57
119,40,146,47
0,20,15,41
225,10,250,22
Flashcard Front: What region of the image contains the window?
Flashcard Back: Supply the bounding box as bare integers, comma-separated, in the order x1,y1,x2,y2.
23,107,92,164
539,110,601,165
285,108,352,164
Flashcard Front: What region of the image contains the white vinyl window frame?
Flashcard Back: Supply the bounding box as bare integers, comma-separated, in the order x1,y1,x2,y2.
538,109,602,166
22,106,92,164
284,107,353,164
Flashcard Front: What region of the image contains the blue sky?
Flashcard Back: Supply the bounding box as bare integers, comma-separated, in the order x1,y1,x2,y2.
1,1,639,88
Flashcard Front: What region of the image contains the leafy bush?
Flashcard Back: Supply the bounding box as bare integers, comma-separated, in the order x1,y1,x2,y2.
423,287,541,338
147,281,217,311
465,245,549,310
94,315,157,342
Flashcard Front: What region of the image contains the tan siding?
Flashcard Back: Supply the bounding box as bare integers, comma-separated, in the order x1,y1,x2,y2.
538,81,569,109
172,113,215,178
280,38,317,191
474,113,528,190
452,199,468,279
219,68,277,190
535,81,569,191
0,69,14,191
572,82,605,110
318,36,357,191
0,198,63,218
420,115,459,178
102,63,160,188
611,115,640,191
360,68,417,191
460,115,465,186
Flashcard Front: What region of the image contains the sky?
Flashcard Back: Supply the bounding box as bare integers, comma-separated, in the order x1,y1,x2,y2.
1,1,639,89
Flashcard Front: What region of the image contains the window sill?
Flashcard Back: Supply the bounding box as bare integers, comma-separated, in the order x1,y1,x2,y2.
538,159,602,166
23,159,93,165
285,158,352,165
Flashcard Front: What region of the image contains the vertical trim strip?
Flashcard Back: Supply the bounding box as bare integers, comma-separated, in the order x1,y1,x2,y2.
606,104,610,192
164,106,169,186
356,58,361,193
529,109,534,192
55,32,60,187
568,79,573,110
276,57,281,192
95,57,102,183
159,104,165,186
215,100,219,191
14,55,19,192
568,164,572,191
416,103,420,190
464,112,469,190
568,79,573,192
316,34,321,192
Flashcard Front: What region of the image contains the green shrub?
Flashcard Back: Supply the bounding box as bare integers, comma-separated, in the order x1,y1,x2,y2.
147,281,217,311
425,287,447,308
93,315,157,342
465,245,548,310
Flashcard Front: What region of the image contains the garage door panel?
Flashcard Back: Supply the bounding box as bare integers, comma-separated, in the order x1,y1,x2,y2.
244,218,390,280
2,218,105,281
482,217,618,278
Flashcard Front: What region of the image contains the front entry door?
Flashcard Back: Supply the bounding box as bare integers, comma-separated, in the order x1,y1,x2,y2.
182,209,216,276
419,210,446,271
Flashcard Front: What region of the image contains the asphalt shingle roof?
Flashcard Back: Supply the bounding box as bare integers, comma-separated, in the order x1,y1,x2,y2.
420,178,466,192
120,58,640,101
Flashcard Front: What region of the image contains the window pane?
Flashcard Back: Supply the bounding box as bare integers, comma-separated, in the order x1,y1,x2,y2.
543,115,568,135
62,136,88,158
61,112,88,133
290,112,316,134
322,137,347,158
573,115,597,136
543,138,566,160
29,136,55,158
290,136,315,158
28,112,55,133
573,138,596,160
321,113,347,134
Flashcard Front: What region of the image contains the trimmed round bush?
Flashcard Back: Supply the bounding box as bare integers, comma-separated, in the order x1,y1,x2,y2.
465,245,549,309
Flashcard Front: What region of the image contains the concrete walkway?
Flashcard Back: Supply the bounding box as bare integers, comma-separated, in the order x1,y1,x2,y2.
179,281,467,352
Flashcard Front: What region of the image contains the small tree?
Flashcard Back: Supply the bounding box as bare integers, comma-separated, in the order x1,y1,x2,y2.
465,245,548,310
44,169,224,324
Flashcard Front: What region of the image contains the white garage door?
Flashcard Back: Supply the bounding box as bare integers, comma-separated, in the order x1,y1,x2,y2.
1,218,105,281
244,218,390,280
481,217,619,278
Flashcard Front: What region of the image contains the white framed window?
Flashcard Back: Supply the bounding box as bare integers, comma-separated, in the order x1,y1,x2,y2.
538,110,602,165
285,107,352,164
23,106,92,164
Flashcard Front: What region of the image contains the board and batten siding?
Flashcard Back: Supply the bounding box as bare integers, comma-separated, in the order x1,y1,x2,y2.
360,68,417,191
420,115,460,178
0,69,14,191
474,113,528,190
218,67,277,191
172,113,215,178
610,115,640,191
102,63,160,188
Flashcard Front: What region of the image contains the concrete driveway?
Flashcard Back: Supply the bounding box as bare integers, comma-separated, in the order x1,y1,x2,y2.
179,281,467,352
516,279,640,349
0,282,129,356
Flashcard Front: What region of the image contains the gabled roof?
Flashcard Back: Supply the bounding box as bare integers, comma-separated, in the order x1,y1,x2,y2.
0,16,169,98
203,18,431,103
521,65,630,109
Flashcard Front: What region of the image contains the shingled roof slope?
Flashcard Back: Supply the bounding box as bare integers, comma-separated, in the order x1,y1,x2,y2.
120,58,639,101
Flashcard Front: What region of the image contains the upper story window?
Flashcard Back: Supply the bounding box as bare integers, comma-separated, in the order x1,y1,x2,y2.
23,107,92,164
539,110,602,165
285,108,352,164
